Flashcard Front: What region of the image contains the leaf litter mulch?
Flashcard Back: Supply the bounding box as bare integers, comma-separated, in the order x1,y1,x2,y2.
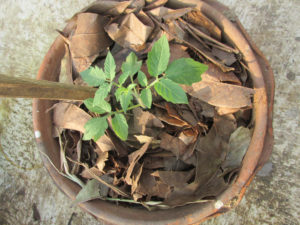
51,0,254,210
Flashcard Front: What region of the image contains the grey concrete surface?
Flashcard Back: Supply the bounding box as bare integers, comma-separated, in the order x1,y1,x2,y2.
0,0,299,224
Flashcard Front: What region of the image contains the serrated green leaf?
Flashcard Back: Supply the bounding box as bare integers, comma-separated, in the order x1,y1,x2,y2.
115,85,135,113
80,66,106,86
111,114,128,141
118,72,130,86
140,89,152,108
121,52,142,77
83,117,108,141
120,91,133,113
104,51,116,81
154,78,188,104
137,71,148,87
92,83,111,113
165,58,208,85
115,87,127,102
146,35,170,77
84,98,106,114
93,83,111,107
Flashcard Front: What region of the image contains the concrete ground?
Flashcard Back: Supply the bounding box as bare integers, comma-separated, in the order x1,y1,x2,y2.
0,0,299,224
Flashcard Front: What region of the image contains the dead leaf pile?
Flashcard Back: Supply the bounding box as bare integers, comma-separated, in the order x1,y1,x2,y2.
53,0,255,210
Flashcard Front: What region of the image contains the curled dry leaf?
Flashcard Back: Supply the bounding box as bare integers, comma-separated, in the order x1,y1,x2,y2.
201,63,241,85
183,80,255,108
79,0,132,16
53,103,114,152
144,0,168,11
155,107,188,127
69,13,112,72
185,10,221,40
125,140,152,185
105,13,154,51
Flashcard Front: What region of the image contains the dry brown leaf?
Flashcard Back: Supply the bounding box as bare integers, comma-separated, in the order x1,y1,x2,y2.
80,0,132,16
69,13,112,72
169,43,189,63
160,132,188,158
95,151,109,172
125,140,152,185
148,6,174,18
201,63,241,85
80,167,103,179
185,10,221,40
131,163,144,194
53,103,114,152
144,0,168,10
211,47,237,66
130,108,164,135
151,169,195,188
155,107,189,127
105,13,154,51
135,170,171,199
183,80,255,108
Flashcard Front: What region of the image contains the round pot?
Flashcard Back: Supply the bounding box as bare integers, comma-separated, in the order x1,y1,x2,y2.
33,0,274,224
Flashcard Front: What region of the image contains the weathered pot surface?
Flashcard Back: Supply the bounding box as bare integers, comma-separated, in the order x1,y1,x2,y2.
33,0,274,224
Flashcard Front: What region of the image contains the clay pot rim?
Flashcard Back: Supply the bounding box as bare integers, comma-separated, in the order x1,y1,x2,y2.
32,1,273,224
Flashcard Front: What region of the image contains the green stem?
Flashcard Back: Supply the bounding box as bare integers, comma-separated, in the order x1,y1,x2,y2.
146,77,161,89
112,104,141,115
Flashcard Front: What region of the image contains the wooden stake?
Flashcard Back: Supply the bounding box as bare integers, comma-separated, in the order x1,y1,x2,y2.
0,74,96,101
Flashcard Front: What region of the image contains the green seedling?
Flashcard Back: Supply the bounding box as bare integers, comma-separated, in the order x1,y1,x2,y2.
80,35,208,141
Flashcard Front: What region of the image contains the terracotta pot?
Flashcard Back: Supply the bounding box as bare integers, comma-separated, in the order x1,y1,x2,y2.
33,0,274,224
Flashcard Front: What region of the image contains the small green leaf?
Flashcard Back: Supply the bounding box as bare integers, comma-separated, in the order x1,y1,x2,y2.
121,52,142,77
165,58,208,85
104,51,116,81
146,35,170,77
120,91,133,113
115,87,127,102
80,66,106,86
84,98,106,114
115,86,134,113
83,117,108,141
154,78,188,104
118,72,130,86
140,89,152,108
111,114,128,141
137,71,148,87
93,83,111,106
93,83,111,112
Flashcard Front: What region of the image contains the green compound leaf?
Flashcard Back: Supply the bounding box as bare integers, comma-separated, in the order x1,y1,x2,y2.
154,78,188,104
104,51,116,81
122,52,142,75
111,114,128,141
137,71,148,87
165,58,208,85
115,87,134,113
140,89,152,108
80,66,106,86
146,35,170,77
93,83,111,112
84,98,106,114
83,117,108,141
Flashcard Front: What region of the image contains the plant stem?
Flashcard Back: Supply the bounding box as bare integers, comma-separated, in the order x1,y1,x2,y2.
112,104,141,115
146,77,161,89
